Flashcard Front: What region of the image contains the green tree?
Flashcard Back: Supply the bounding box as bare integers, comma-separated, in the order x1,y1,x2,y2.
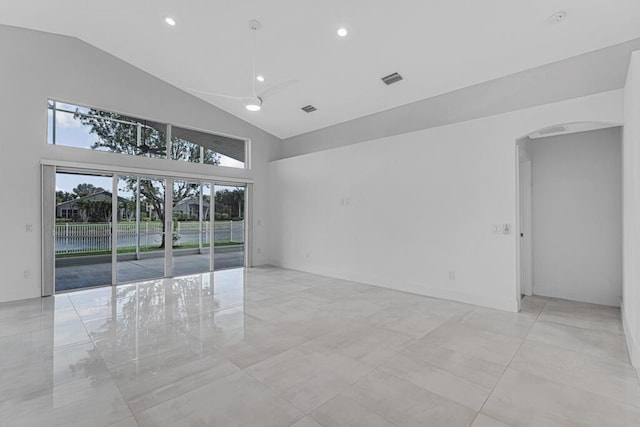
56,190,74,204
215,188,244,219
119,197,137,222
76,199,112,223
73,183,104,198
77,109,220,247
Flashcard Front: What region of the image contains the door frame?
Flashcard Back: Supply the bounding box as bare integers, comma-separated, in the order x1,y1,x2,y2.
42,163,252,295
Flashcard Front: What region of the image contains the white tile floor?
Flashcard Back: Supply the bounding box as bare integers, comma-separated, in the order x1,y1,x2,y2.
0,266,639,426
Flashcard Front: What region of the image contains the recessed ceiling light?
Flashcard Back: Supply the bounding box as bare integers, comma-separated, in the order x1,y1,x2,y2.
256,75,265,82
164,17,176,26
337,28,348,37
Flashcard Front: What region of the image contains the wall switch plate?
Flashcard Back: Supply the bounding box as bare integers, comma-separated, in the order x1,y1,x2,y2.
25,224,33,232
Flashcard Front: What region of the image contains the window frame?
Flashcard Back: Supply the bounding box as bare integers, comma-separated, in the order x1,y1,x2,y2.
47,99,251,170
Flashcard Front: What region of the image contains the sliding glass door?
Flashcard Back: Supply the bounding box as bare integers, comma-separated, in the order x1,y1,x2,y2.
54,172,114,292
48,168,248,293
213,185,245,270
172,181,213,276
116,176,167,284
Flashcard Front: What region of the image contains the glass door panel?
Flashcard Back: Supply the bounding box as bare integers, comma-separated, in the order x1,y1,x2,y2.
116,176,166,283
214,185,245,270
172,181,212,276
54,172,113,292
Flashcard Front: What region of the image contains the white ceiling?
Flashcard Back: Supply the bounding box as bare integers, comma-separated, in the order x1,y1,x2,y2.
2,0,640,139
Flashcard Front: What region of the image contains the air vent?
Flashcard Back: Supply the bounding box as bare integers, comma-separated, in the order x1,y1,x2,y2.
539,125,567,135
381,72,403,85
301,105,317,113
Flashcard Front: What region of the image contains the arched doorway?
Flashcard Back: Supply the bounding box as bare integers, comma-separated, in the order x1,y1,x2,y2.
515,121,623,306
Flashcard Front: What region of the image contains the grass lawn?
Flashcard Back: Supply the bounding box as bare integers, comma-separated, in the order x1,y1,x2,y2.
56,241,243,258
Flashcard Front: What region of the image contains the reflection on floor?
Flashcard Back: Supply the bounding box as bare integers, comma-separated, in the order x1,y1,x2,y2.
1,267,639,426
54,246,244,291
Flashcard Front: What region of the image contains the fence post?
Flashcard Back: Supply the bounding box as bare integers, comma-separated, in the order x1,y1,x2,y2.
230,220,233,242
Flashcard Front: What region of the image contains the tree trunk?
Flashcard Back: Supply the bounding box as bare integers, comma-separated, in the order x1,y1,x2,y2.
159,214,166,248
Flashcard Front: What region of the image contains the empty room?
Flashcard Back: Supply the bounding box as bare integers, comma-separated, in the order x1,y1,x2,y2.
2,1,640,426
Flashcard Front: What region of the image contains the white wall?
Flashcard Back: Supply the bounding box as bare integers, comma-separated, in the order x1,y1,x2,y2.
529,128,622,306
269,90,623,312
622,51,640,367
0,25,281,303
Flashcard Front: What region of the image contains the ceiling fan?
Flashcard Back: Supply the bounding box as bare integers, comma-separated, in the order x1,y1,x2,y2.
188,20,298,112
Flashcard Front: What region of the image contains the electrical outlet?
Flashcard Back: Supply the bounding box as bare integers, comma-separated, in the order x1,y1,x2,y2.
23,270,30,279
448,270,456,280
25,224,33,232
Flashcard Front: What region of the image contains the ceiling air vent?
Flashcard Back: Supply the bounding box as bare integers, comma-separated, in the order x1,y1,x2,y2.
381,72,403,85
301,105,317,113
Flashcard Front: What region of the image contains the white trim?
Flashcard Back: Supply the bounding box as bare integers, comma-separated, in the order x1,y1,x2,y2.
277,264,520,313
111,177,118,284
40,159,254,184
165,178,174,277
210,183,215,272
245,184,253,267
515,144,522,311
41,165,56,296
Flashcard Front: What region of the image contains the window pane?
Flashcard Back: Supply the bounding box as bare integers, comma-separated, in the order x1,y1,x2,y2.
48,100,166,158
171,126,246,168
47,100,247,169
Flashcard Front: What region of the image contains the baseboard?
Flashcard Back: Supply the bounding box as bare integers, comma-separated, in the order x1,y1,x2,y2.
621,300,640,368
394,281,519,312
534,286,620,307
273,262,519,313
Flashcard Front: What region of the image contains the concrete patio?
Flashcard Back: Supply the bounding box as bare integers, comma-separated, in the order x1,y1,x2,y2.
55,246,244,291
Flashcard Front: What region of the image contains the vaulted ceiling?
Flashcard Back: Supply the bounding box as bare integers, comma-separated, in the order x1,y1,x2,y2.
2,0,640,138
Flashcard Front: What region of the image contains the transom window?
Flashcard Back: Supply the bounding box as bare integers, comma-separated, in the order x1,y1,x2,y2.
47,100,247,169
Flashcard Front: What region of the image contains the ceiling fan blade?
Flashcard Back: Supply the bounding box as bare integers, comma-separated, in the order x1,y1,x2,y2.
186,87,246,100
258,80,300,100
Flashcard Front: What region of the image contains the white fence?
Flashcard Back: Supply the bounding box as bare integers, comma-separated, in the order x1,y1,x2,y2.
55,221,244,255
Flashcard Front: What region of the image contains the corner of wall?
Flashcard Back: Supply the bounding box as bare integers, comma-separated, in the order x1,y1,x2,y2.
622,300,640,367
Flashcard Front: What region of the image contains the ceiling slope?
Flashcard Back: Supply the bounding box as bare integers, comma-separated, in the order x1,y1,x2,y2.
2,0,640,138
